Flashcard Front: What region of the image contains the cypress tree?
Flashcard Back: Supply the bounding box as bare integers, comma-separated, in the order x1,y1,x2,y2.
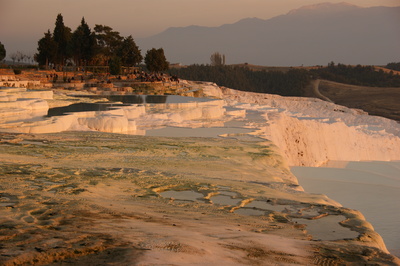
71,17,96,66
118,35,142,67
0,41,6,62
35,30,57,67
53,14,71,66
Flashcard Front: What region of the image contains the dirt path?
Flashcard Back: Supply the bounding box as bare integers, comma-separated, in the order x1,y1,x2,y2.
312,79,334,103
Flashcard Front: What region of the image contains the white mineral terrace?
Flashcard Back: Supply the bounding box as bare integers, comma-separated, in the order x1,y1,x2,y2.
1,79,400,167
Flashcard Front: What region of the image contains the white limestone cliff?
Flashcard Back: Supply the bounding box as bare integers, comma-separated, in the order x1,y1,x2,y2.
202,85,400,166
0,86,228,135
2,82,400,167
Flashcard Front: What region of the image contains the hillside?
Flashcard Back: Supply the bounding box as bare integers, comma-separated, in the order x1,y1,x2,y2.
315,80,400,121
137,3,400,66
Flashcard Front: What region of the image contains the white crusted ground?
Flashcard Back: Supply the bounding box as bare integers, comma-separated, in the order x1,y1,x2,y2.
1,80,400,166
1,78,400,264
200,83,400,166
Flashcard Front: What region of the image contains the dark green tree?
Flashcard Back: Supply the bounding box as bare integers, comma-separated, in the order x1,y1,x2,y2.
144,48,169,72
0,41,6,62
35,30,57,67
71,17,96,66
93,24,123,65
109,56,122,75
386,62,400,71
53,14,72,65
117,35,142,67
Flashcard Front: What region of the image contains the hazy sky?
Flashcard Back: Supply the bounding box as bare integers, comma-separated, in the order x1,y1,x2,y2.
1,0,399,59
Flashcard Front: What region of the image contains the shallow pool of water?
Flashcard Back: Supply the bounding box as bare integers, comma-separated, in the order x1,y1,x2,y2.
234,208,265,216
245,200,288,212
292,215,359,241
291,161,400,256
160,190,204,201
47,102,126,117
72,94,213,104
146,126,254,138
209,195,242,206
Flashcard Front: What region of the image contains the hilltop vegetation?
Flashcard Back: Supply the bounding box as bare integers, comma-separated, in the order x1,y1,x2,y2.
168,65,311,96
168,63,400,97
34,14,168,74
386,62,400,72
310,62,400,87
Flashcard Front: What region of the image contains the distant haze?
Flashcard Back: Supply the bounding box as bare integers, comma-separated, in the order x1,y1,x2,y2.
0,0,399,66
137,3,400,66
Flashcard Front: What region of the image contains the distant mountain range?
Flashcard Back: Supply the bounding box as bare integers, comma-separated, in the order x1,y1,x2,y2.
137,3,400,66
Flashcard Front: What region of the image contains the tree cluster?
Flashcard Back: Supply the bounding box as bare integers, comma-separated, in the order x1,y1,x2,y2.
35,14,142,70
311,62,400,87
386,62,400,72
144,48,169,72
35,14,169,74
168,65,311,96
168,61,400,97
0,42,6,62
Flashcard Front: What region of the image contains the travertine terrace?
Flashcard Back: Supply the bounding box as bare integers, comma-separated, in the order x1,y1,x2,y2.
1,72,399,265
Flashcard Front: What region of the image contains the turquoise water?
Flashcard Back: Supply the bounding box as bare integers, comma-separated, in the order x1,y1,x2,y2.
291,161,400,257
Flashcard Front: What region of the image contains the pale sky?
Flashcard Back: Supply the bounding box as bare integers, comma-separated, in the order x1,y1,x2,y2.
1,0,399,60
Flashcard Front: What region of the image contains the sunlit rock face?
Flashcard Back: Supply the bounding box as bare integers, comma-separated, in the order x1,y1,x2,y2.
78,116,135,133
23,115,77,134
203,86,400,166
2,82,400,167
0,86,228,135
264,112,400,166
0,98,49,112
133,99,227,129
0,87,51,126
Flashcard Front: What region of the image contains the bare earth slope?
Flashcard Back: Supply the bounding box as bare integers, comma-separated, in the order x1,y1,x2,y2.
1,132,398,265
313,80,400,122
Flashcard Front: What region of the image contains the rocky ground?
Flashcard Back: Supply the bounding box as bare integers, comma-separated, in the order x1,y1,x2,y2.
1,132,399,265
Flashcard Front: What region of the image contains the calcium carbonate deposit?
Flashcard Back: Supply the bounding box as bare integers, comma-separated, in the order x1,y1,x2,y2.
1,76,400,264
201,84,400,166
1,79,400,167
